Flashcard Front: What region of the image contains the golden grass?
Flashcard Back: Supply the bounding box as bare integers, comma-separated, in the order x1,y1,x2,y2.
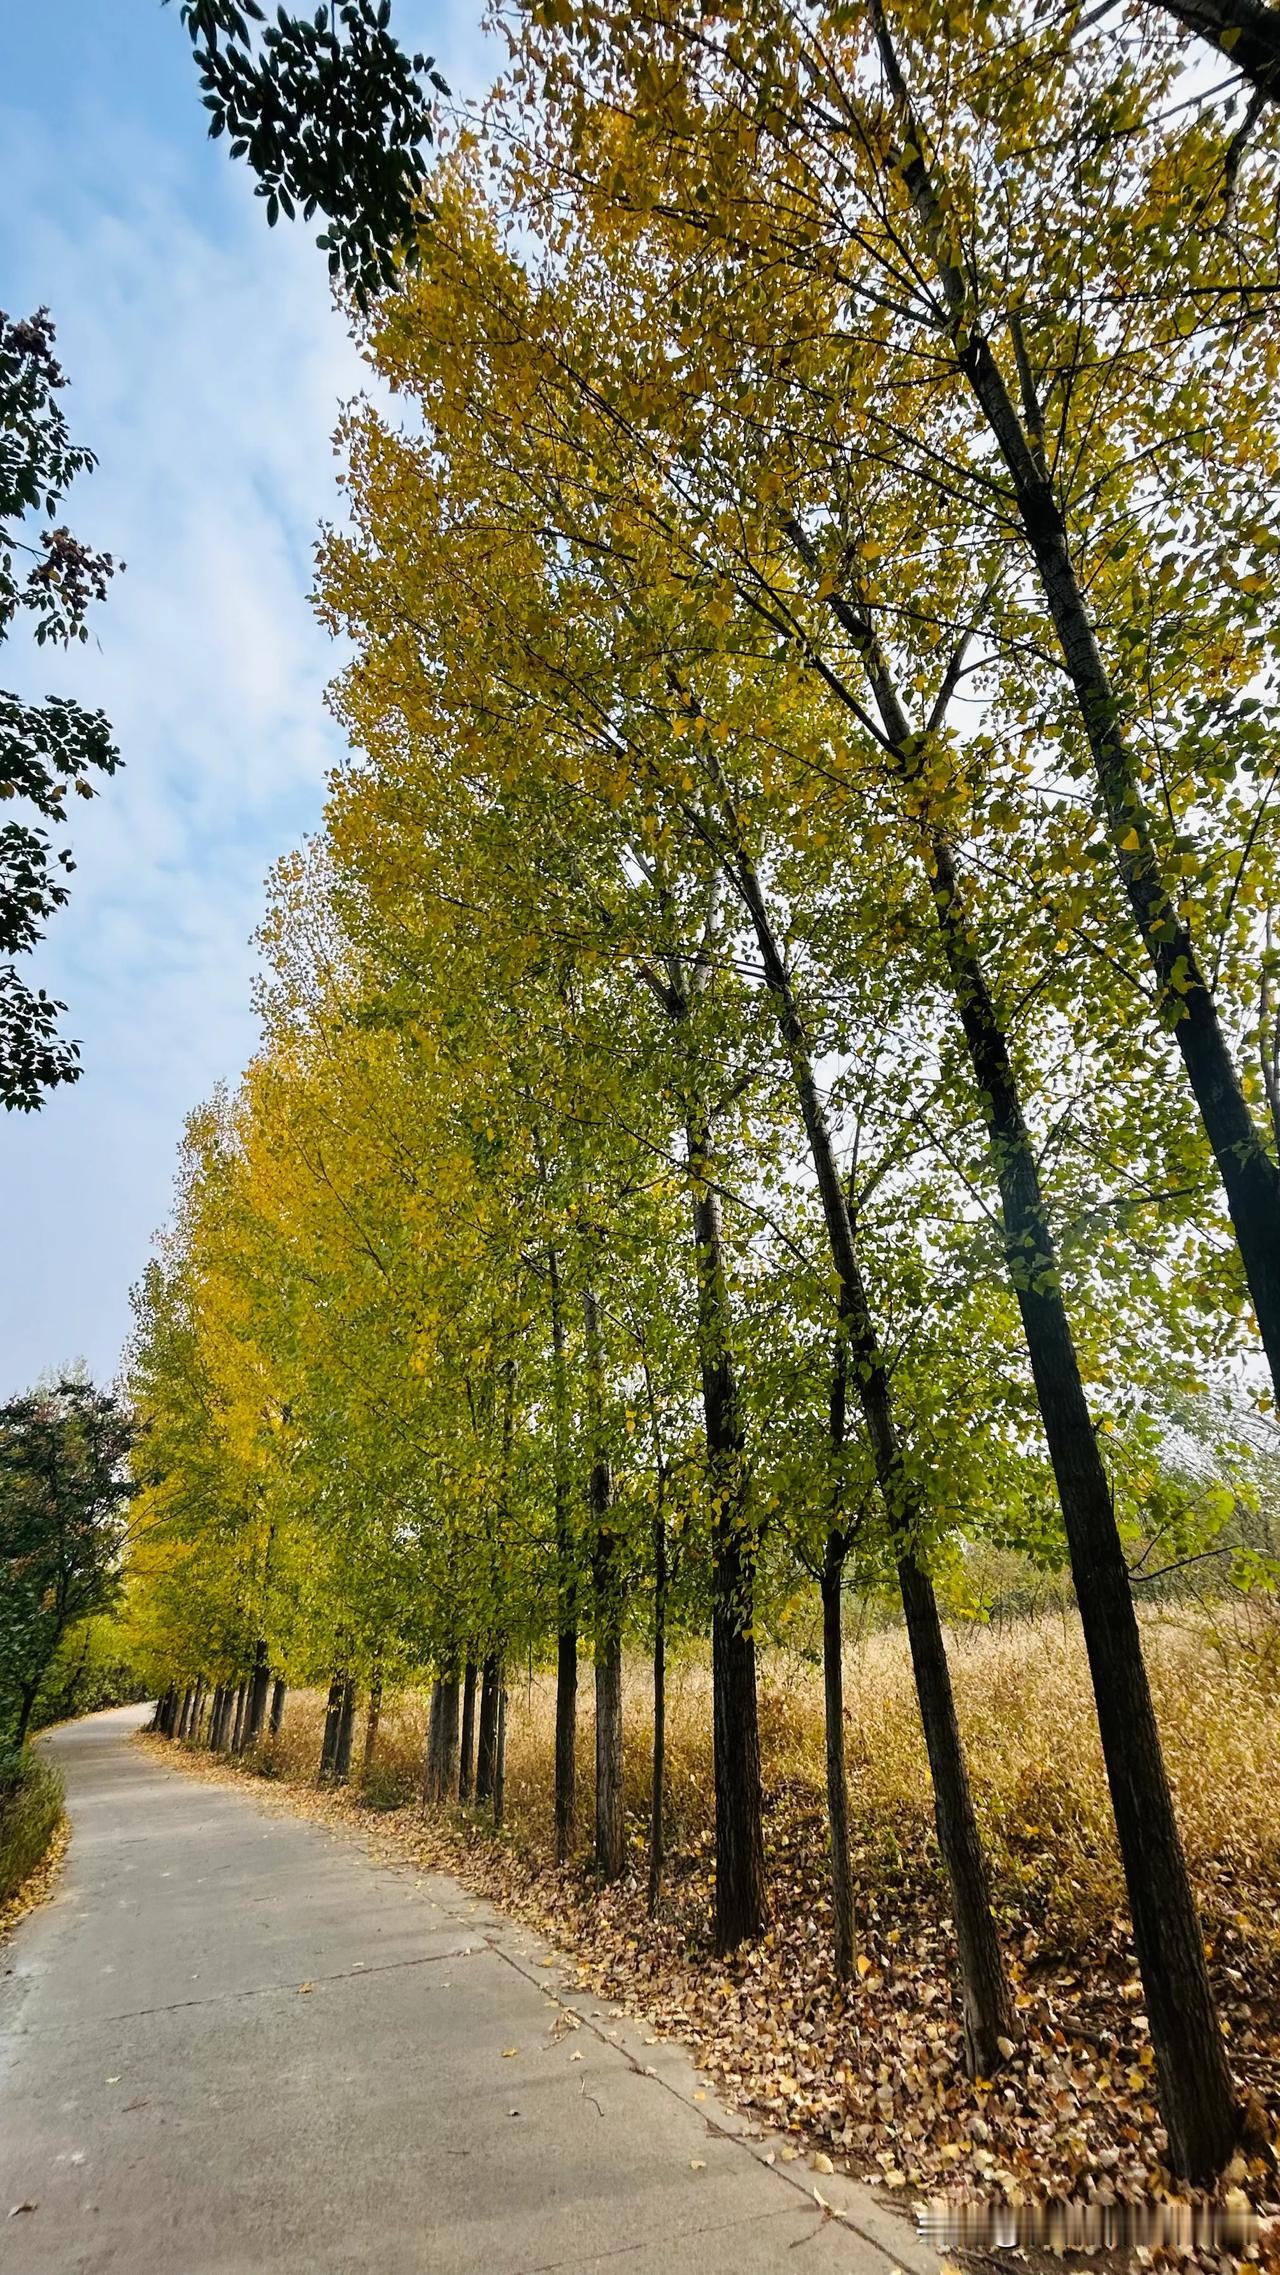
262,1609,1280,1958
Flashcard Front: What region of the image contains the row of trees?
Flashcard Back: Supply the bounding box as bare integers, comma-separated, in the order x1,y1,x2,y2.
128,0,1280,2188
0,1378,134,1750
150,1640,516,1819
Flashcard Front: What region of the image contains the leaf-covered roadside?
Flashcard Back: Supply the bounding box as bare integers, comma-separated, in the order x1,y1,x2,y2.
140,1694,1280,2256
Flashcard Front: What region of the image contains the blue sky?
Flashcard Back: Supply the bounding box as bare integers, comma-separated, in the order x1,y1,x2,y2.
0,0,488,1394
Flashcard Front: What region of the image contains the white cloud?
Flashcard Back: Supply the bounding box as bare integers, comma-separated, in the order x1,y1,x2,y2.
0,94,366,1391
0,0,500,1396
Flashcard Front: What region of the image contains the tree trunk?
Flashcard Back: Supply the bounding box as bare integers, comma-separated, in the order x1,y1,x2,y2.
334,1676,357,1784
207,1685,224,1750
229,1681,247,1756
820,558,1237,2178
269,1678,286,1736
320,1677,343,1780
821,1539,856,1985
930,824,1235,2170
246,1640,270,1748
1017,468,1280,1403
363,1677,383,1780
476,1654,500,1804
898,1551,1012,2076
437,1673,461,1800
685,1110,768,1950
594,1619,624,1878
15,1680,40,1748
493,1682,508,1829
872,5,1280,1422
458,1664,478,1801
553,1627,578,1863
725,832,1012,2064
176,1687,193,1741
189,1676,207,1743
648,1503,667,1915
422,1680,443,1804
586,1285,626,1882
549,1244,577,1866
1153,0,1280,103
646,920,765,1949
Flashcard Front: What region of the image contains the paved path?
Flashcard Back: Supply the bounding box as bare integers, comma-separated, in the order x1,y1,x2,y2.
0,1707,936,2275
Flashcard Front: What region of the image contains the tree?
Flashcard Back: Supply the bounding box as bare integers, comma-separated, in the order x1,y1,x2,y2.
1,308,119,1110
172,1,449,305
0,1377,134,1747
491,5,1260,2170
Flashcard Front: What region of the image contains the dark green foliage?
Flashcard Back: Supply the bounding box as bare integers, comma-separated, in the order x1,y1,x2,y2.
174,1,448,305
0,309,120,1110
0,1380,135,1746
0,1747,63,1904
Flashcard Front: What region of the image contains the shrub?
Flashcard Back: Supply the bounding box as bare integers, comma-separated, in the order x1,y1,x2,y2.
359,1759,419,1811
0,1748,64,1905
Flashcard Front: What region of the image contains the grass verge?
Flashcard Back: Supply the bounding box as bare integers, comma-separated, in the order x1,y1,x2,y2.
0,1748,67,1940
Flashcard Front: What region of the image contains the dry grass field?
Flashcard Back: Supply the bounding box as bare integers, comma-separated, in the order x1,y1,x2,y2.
178,1611,1280,2218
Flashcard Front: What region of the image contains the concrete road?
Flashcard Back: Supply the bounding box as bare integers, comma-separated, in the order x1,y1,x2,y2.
0,1707,936,2275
